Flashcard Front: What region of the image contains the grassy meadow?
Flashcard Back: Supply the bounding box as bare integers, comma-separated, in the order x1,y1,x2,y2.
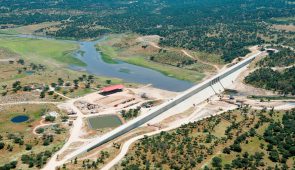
0,36,85,67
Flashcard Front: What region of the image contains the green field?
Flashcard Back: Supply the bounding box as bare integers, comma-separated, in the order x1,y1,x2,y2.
88,115,122,129
0,36,85,67
125,56,205,82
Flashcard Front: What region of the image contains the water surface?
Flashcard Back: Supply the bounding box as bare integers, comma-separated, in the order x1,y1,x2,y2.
11,115,29,123
71,41,194,92
88,115,122,129
14,34,194,92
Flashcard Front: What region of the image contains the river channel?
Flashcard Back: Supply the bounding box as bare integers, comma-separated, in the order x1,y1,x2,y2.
18,34,194,92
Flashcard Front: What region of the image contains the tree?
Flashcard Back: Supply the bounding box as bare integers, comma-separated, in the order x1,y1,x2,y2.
12,81,21,88
88,75,94,80
2,85,7,89
269,150,280,162
73,79,79,87
51,83,57,88
45,115,55,122
62,90,68,95
21,154,30,164
230,143,242,152
23,86,32,91
25,144,32,150
40,91,45,98
224,164,232,170
289,146,295,156
65,82,71,86
62,164,66,169
9,161,17,169
85,83,90,88
53,95,59,99
223,147,231,154
212,157,222,168
0,142,5,149
0,161,18,169
17,59,25,65
43,138,50,146
36,128,44,134
267,144,273,151
249,128,256,137
1,91,7,96
58,78,64,86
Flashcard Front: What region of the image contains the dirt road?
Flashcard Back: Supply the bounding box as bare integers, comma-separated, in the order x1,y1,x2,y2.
0,101,60,106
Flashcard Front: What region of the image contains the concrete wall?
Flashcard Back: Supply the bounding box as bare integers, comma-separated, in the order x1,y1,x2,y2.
64,52,261,160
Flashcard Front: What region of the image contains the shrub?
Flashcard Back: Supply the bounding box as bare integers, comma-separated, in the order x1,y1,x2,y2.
0,142,5,149
25,144,32,150
36,128,44,134
45,115,55,122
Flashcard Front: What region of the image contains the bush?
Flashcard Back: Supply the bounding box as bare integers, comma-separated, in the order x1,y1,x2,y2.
1,91,7,96
0,142,5,149
40,91,45,98
45,115,55,122
55,86,61,91
212,157,222,168
223,147,231,154
36,128,44,134
21,155,30,164
25,144,32,150
230,144,242,152
269,150,280,162
61,116,69,122
0,161,18,170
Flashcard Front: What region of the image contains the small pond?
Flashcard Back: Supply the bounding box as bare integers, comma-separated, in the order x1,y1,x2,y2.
88,115,122,129
11,115,29,123
25,70,35,75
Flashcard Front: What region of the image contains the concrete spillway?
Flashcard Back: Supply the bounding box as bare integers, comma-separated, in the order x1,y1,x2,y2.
64,51,262,161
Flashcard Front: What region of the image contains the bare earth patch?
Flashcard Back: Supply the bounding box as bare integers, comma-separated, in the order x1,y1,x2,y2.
272,24,295,32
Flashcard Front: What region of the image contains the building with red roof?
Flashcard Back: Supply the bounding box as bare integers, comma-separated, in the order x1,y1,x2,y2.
100,84,124,95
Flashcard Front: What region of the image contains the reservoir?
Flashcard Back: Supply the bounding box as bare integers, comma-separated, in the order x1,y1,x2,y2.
16,34,194,92
71,41,194,92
